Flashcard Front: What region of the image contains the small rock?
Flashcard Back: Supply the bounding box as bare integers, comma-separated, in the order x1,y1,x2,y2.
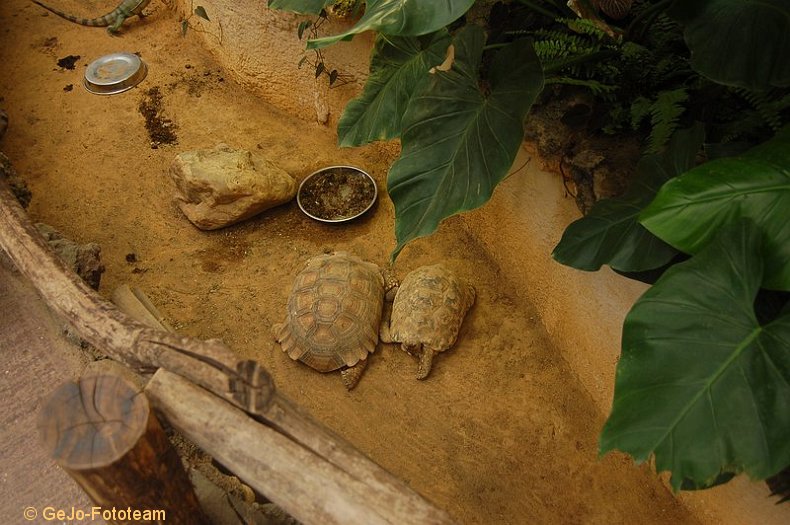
169,144,297,230
35,223,104,290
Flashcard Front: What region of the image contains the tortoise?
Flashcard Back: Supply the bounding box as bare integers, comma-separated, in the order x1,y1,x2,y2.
380,264,475,379
273,252,394,390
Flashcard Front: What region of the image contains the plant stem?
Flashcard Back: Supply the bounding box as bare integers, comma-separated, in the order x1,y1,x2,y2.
483,43,511,51
515,0,559,20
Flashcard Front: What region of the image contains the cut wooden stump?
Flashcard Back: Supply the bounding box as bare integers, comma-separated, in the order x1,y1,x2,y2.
38,374,209,525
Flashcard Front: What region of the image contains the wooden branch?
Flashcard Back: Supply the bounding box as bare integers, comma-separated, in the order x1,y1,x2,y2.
147,369,392,525
38,374,209,524
0,178,454,524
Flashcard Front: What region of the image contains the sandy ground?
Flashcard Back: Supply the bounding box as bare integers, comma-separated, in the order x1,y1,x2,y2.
0,1,703,523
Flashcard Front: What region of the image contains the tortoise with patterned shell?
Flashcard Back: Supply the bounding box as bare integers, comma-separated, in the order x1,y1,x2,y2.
273,252,395,389
380,264,475,379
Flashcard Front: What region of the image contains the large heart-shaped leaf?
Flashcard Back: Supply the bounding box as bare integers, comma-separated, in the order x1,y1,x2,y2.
600,219,790,490
668,0,790,89
551,124,704,272
387,25,544,259
307,0,475,49
640,126,790,290
268,0,332,15
338,31,451,147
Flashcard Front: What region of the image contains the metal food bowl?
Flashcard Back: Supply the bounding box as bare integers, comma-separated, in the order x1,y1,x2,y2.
297,166,378,223
84,52,147,95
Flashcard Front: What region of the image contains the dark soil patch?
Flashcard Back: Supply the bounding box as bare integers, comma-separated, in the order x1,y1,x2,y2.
298,167,376,221
138,86,178,147
56,54,79,69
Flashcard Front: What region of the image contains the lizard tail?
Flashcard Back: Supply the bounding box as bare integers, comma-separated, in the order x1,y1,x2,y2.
31,0,116,27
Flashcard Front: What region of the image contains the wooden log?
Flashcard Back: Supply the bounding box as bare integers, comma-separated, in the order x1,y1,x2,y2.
38,374,209,525
0,175,454,524
111,284,175,332
146,369,452,525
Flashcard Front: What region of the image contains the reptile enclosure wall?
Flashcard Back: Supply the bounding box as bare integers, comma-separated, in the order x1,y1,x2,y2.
0,0,787,523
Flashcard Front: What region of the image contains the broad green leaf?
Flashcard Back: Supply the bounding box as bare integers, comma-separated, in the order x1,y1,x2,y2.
338,31,451,147
552,124,704,272
387,25,544,259
680,472,736,491
268,0,332,15
668,0,790,89
600,219,790,490
641,126,790,290
307,0,475,49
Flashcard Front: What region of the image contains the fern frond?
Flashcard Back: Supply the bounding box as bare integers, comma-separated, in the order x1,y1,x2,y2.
545,76,618,96
630,96,652,129
557,17,610,40
732,87,790,131
532,29,601,53
716,111,766,143
638,12,684,52
533,36,601,63
646,88,688,153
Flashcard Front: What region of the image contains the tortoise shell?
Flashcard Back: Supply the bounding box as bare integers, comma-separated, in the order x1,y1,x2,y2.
389,264,475,353
273,252,384,372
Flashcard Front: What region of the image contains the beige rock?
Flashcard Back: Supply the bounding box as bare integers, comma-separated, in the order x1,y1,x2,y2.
170,144,297,230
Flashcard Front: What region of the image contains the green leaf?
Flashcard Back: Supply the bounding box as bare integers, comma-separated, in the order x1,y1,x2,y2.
668,0,790,89
600,219,790,490
641,126,790,290
680,471,736,491
338,31,451,147
307,0,475,50
268,0,333,15
387,26,544,259
552,125,705,272
194,6,210,21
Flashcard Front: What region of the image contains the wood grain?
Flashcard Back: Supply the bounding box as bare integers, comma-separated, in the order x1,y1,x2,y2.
38,374,209,525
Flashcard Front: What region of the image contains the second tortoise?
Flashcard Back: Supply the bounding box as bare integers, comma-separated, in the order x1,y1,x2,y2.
381,264,475,379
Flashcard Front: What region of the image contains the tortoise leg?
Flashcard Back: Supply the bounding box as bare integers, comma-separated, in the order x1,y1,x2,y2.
379,320,394,344
379,269,399,343
340,358,368,390
416,347,436,380
379,296,395,344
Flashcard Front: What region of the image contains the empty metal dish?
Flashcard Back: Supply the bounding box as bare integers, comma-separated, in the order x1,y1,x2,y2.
83,52,147,95
297,166,377,223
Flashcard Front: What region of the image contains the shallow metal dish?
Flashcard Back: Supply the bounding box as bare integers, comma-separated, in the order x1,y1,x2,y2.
297,166,378,223
83,52,147,95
